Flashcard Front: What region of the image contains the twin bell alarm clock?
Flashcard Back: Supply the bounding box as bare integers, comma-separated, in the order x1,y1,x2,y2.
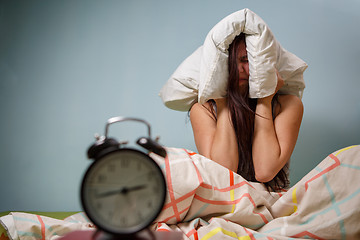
80,117,167,239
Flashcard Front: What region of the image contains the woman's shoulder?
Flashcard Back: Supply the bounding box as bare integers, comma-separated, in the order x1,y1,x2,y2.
278,94,303,107
191,101,214,113
190,101,216,121
277,94,304,115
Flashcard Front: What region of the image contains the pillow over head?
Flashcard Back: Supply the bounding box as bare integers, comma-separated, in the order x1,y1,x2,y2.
160,8,307,111
159,46,202,111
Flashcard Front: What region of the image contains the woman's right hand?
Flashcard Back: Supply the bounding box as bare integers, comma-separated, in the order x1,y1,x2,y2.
214,98,227,109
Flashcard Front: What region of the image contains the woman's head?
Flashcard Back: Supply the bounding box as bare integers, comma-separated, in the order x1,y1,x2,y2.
226,33,289,191
227,33,256,182
227,33,252,107
228,33,249,88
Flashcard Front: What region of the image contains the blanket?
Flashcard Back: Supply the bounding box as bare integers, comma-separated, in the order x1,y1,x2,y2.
0,212,93,240
1,145,359,240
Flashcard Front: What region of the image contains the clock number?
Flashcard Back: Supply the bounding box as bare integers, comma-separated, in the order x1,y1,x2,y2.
108,211,115,220
147,200,153,209
152,186,159,193
137,212,143,222
98,174,107,183
107,164,115,172
121,159,129,168
137,162,142,171
120,217,128,227
147,172,153,181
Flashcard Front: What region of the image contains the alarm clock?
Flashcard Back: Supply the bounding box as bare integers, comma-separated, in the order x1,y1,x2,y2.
80,117,167,238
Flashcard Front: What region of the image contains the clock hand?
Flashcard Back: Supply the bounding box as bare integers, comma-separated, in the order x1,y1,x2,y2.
119,171,153,187
118,166,161,187
119,184,147,195
96,189,123,198
125,184,146,193
96,184,147,198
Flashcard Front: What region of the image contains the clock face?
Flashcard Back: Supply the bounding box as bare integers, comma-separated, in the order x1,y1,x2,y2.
81,149,167,235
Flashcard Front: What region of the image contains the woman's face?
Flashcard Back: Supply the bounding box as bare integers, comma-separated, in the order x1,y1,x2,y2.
236,41,249,86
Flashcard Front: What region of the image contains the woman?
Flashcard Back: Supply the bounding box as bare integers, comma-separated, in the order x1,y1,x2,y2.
189,33,303,190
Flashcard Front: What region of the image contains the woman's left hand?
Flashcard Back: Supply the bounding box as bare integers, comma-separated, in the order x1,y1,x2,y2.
274,70,285,94
252,69,303,183
261,70,284,102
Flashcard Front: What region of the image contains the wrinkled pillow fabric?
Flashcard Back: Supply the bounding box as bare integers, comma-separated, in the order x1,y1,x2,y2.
199,8,308,103
159,46,202,111
159,8,307,111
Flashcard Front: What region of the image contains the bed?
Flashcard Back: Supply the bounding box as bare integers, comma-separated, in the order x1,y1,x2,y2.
0,212,82,240
1,145,360,239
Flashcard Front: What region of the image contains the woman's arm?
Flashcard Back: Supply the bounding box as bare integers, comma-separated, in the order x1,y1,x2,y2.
189,99,239,172
252,75,304,182
190,72,303,182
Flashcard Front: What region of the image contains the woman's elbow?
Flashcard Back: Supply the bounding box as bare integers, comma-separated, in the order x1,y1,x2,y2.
254,169,278,183
209,153,238,173
253,156,289,183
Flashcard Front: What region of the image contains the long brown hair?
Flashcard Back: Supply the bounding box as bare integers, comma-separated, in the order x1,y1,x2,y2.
226,33,289,191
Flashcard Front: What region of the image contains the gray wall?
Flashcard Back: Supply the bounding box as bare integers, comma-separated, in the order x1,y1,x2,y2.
1,0,359,211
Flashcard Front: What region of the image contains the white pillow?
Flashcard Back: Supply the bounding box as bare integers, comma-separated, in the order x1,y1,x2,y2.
159,46,202,111
160,8,308,111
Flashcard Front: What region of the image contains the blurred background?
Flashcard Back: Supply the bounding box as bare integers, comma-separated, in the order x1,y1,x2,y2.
1,0,359,211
